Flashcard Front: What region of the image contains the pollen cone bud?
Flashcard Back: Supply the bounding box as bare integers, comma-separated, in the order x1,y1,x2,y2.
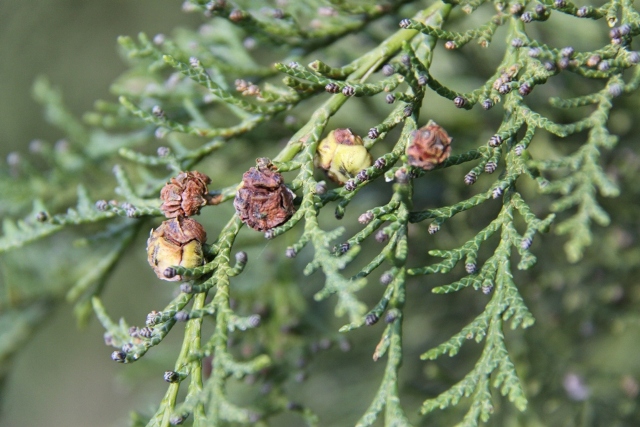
406,121,452,170
147,217,206,282
160,171,211,218
315,128,373,185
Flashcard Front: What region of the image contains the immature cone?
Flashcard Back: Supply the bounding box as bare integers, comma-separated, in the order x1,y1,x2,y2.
147,217,206,281
160,171,211,218
406,121,452,170
315,128,373,184
234,158,296,231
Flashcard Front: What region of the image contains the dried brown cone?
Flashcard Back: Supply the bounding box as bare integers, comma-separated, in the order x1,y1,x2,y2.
406,121,452,170
234,158,296,231
160,171,211,218
146,217,207,282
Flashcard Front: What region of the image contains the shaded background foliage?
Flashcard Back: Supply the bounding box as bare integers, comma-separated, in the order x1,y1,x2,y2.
0,0,639,426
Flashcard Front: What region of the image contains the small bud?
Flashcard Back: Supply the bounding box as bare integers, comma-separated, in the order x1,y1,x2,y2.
428,223,440,234
577,6,588,17
511,38,524,47
417,74,428,86
189,57,201,68
399,19,411,28
155,127,169,139
175,311,190,322
385,94,396,104
561,46,575,57
153,33,166,45
608,84,623,97
36,211,49,222
264,229,276,239
489,135,503,147
554,0,566,7
342,86,355,96
521,237,533,249
510,3,523,15
164,371,180,383
484,161,497,174
315,181,327,194
628,52,640,64
342,178,355,190
356,169,369,182
445,40,457,50
609,27,621,39
169,414,186,425
514,145,524,156
381,64,395,76
285,247,297,258
481,99,494,110
611,37,622,45
272,8,285,18
325,82,340,93
358,211,374,224
498,84,511,95
138,327,153,338
394,167,410,183
586,55,601,67
146,311,160,327
157,146,171,157
453,96,467,108
163,267,177,279
482,283,494,294
111,351,126,363
104,333,113,346
96,200,109,212
375,230,389,243
151,105,165,119
520,12,533,23
385,310,398,323
558,57,570,70
229,9,245,21
368,128,380,139
403,105,413,117
619,24,631,36
121,343,134,353
597,61,610,71
528,47,541,57
235,251,248,264
492,187,504,199
338,242,350,254
464,171,477,185
129,326,139,337
519,82,532,96
465,263,477,274
380,271,393,285
534,4,546,15
374,158,386,169
401,55,411,66
365,313,379,326
180,283,193,293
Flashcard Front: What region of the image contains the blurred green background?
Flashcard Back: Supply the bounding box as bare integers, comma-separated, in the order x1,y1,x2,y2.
0,1,199,426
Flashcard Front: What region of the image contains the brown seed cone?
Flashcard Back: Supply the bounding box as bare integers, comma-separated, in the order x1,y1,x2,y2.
234,158,296,231
147,217,207,282
160,171,211,218
406,121,452,170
